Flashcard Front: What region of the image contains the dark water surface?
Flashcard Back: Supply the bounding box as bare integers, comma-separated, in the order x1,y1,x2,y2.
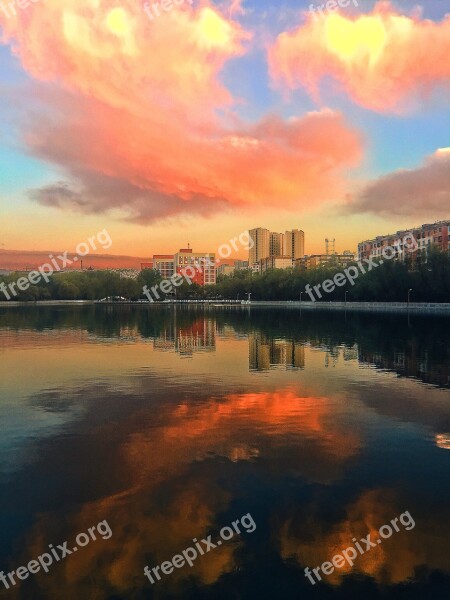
1,305,449,599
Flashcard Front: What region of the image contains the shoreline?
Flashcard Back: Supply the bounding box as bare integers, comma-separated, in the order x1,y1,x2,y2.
1,300,450,315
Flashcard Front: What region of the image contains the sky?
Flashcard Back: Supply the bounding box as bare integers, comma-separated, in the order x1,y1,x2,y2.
0,0,449,265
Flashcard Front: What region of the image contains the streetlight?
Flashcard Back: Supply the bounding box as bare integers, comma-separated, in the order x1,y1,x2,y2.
299,291,303,304
408,288,413,305
345,290,349,304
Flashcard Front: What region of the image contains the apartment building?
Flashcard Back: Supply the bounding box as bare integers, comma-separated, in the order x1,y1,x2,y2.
250,226,305,272
416,221,450,257
153,255,175,279
358,220,450,262
174,248,216,286
249,228,270,268
260,256,293,272
145,248,217,286
270,232,285,257
217,264,235,276
296,252,355,270
234,260,249,270
284,229,305,260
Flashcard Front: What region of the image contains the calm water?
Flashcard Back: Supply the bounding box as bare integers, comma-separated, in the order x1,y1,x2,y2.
0,305,449,599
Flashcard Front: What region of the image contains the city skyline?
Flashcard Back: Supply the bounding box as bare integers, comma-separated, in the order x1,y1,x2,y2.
1,0,449,265
1,217,449,271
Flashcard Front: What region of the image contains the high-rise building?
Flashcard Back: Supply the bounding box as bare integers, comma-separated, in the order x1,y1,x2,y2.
285,229,305,260
249,228,270,267
270,232,285,257
250,227,305,272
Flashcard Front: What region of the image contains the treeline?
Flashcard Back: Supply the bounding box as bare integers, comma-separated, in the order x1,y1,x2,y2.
0,249,449,302
215,249,450,303
0,268,212,302
0,270,154,302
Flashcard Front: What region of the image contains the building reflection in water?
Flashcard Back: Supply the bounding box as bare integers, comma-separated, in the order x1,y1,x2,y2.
1,307,450,598
249,333,305,371
154,313,216,356
358,346,450,388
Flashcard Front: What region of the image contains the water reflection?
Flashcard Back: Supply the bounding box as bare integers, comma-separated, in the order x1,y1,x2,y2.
1,305,448,386
249,334,305,371
154,315,216,355
0,305,449,599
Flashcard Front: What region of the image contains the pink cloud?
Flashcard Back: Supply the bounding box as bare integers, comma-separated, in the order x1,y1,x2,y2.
1,0,363,222
228,0,246,17
350,148,450,217
268,1,450,113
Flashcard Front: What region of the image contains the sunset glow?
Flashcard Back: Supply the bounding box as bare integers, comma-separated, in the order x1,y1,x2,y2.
0,0,449,261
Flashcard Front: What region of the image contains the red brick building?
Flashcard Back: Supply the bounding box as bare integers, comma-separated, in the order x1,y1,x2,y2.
141,249,217,286
358,220,450,263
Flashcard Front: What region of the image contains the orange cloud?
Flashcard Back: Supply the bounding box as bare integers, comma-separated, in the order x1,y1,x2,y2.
124,388,361,488
12,479,236,599
280,488,450,586
1,0,362,222
5,386,360,597
269,1,450,112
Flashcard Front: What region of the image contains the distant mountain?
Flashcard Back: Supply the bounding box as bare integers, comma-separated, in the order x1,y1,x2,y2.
0,250,149,271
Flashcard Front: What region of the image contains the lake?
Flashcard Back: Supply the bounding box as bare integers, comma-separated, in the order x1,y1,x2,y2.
0,305,449,599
